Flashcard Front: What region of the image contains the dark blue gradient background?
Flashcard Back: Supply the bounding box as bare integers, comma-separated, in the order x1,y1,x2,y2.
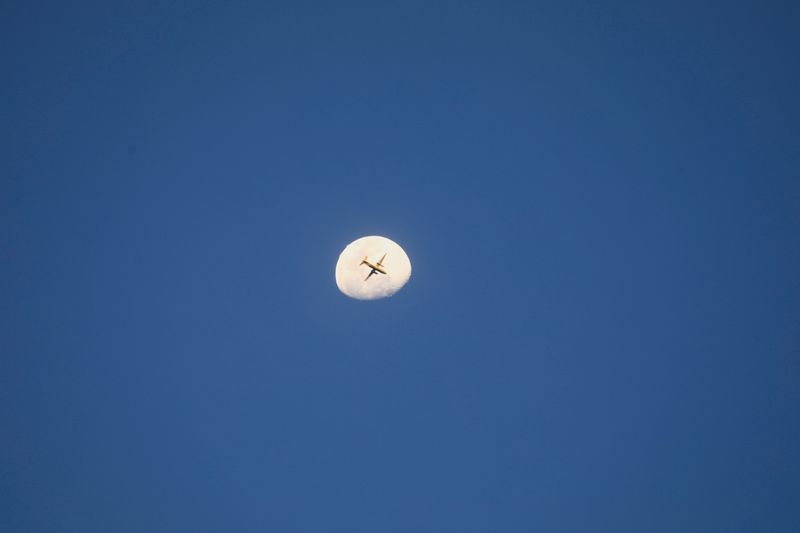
2,2,799,531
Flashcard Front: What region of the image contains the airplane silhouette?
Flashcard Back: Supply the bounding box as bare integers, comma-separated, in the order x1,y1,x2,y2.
361,253,387,281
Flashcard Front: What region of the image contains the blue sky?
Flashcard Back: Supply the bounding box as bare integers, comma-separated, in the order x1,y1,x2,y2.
2,1,799,531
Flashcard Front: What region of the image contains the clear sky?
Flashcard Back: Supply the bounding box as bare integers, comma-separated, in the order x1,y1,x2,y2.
2,1,799,531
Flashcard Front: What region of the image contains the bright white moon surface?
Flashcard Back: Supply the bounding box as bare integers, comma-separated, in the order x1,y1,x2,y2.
335,236,412,300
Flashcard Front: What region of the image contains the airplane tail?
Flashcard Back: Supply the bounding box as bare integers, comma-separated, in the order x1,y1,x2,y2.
360,256,368,265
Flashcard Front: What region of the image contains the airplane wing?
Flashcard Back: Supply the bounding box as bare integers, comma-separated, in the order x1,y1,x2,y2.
364,269,376,281
377,253,387,266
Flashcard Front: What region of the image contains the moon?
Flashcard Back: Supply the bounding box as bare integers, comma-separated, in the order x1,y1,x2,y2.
335,236,412,300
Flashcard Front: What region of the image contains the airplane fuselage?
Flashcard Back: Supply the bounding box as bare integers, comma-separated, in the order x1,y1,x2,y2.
361,261,387,275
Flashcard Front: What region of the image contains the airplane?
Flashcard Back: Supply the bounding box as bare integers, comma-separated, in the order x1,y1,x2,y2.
361,253,387,281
